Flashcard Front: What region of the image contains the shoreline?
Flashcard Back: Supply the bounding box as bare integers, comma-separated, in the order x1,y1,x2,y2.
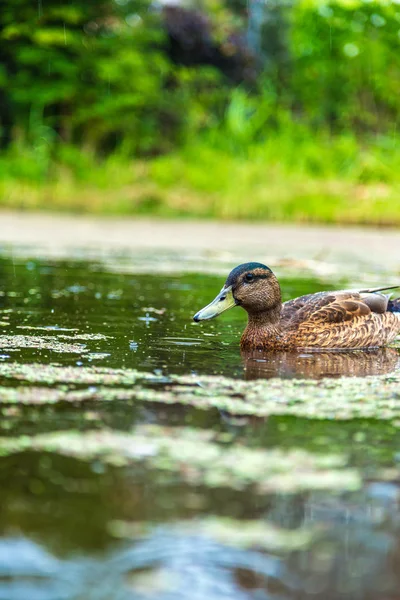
1,210,400,271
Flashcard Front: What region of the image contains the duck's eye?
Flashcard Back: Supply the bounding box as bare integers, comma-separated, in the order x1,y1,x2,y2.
245,273,254,282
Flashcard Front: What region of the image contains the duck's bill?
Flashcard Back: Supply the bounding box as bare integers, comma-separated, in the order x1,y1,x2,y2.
193,286,237,322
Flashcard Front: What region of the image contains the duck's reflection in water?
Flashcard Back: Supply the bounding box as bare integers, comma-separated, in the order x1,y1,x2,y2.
241,347,400,380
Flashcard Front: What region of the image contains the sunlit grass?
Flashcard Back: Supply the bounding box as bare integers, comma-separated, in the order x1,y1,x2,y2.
1,129,400,224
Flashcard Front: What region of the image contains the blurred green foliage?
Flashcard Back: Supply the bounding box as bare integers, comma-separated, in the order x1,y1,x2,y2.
1,0,400,221
290,0,400,132
0,0,184,154
2,0,400,152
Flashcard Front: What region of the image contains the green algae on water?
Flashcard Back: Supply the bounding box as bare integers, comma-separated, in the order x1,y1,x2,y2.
0,425,361,493
108,517,315,552
0,336,88,354
1,362,400,421
0,363,149,385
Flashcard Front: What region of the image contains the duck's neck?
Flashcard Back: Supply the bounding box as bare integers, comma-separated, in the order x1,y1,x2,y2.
241,304,283,349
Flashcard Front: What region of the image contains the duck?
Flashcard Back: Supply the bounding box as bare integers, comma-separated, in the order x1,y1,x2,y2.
193,262,400,350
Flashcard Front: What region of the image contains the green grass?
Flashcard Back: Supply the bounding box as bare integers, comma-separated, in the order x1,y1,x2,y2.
1,128,400,224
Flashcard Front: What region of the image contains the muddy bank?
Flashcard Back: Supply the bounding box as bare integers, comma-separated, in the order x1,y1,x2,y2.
2,211,400,272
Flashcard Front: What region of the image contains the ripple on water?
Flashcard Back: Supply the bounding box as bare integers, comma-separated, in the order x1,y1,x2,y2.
158,337,204,347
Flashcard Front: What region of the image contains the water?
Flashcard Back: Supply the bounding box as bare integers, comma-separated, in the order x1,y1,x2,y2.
0,253,400,600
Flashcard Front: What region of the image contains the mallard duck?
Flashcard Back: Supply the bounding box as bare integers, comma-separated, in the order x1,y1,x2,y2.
193,262,400,350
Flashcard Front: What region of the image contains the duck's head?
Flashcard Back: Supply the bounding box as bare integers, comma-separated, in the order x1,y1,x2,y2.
193,262,281,322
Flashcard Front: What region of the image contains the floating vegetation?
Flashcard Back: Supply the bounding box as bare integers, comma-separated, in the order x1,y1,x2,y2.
57,334,113,341
0,336,88,354
87,352,111,360
0,425,361,492
17,326,79,332
108,517,315,552
0,385,138,405
164,370,400,421
1,362,400,421
0,363,149,385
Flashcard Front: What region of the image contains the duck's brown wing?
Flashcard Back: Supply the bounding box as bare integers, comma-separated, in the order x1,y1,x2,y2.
283,290,399,348
282,290,390,323
295,295,372,324
281,292,332,322
282,291,359,323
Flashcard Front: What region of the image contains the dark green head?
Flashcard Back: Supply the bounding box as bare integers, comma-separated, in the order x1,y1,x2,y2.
225,262,272,287
193,262,280,322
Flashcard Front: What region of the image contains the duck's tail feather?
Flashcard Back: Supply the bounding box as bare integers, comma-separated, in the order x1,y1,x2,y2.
359,284,400,294
388,298,400,313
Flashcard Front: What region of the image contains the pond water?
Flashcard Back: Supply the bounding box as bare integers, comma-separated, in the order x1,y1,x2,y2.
0,252,400,600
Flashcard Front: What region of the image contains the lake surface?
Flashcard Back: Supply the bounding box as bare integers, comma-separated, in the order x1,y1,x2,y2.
0,251,400,600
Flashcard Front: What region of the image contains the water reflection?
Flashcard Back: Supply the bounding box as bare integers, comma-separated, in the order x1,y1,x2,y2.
241,347,400,380
2,479,400,600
